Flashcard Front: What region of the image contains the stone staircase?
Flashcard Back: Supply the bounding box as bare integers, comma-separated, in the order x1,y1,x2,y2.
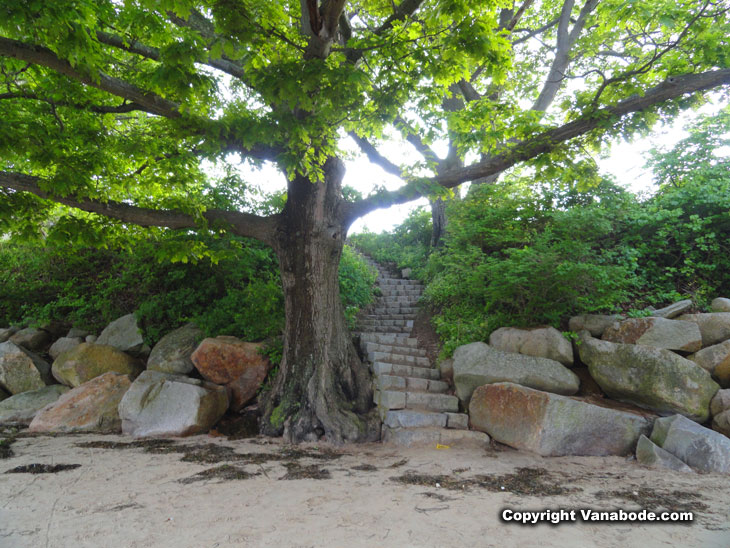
356,255,488,447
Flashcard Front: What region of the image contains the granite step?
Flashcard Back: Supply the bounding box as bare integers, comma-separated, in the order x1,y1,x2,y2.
383,409,469,430
382,426,490,447
368,351,430,367
358,333,419,347
372,362,440,379
373,390,459,413
375,375,449,393
361,341,427,357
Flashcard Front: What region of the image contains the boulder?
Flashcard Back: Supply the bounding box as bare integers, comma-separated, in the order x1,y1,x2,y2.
29,372,131,433
469,382,651,456
601,317,701,353
118,370,228,438
635,435,693,472
52,343,143,388
710,389,730,417
67,327,91,339
489,326,573,366
709,351,730,388
96,313,146,355
147,323,204,375
452,342,579,406
650,414,730,474
438,358,454,381
650,299,693,319
9,327,51,352
0,341,52,394
713,410,730,438
0,327,19,343
711,297,730,313
568,314,624,337
578,333,719,422
677,313,730,347
688,340,730,381
48,337,83,361
0,385,69,425
191,337,272,410
85,335,97,343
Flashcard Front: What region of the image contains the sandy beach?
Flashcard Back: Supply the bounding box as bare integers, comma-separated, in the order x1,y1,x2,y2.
1,433,728,548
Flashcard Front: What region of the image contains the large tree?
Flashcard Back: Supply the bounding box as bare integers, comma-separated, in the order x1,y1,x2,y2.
1,0,728,442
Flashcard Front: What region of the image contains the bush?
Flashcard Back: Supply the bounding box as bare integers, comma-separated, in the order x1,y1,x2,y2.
0,235,376,357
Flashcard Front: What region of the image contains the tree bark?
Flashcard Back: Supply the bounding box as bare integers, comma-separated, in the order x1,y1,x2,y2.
430,197,447,247
261,157,380,443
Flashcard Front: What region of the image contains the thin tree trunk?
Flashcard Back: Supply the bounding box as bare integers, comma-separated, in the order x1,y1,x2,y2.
430,197,447,247
261,157,380,443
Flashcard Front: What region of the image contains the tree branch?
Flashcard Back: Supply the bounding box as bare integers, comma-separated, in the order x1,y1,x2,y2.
95,30,250,82
394,115,441,166
346,69,730,222
0,171,278,246
347,131,403,176
0,91,146,114
0,36,180,118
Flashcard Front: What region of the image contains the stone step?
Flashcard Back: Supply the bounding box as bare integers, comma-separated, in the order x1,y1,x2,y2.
358,325,412,333
368,351,430,368
373,390,459,413
378,279,423,287
358,319,414,328
358,333,419,347
379,289,423,297
372,362,440,380
382,426,490,447
377,296,420,304
375,375,449,394
372,307,418,315
364,314,417,321
361,341,427,358
383,410,469,430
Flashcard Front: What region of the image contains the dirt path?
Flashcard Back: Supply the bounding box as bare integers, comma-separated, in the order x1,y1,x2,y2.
1,434,728,548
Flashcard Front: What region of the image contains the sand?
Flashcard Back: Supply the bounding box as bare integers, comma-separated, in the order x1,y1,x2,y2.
1,433,728,548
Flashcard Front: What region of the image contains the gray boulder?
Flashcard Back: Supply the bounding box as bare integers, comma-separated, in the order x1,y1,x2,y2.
48,337,83,361
489,326,573,366
677,313,730,347
9,327,51,352
0,327,19,343
147,323,204,375
650,414,730,474
578,333,719,422
602,317,702,353
0,385,69,425
118,370,228,438
635,435,693,472
650,299,693,319
568,314,624,337
452,342,579,406
710,389,730,416
67,327,91,339
713,410,730,438
711,297,730,313
0,341,52,394
688,340,730,388
469,382,651,456
85,335,97,343
97,314,146,355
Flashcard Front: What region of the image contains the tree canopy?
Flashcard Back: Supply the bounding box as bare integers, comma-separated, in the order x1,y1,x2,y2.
1,0,729,442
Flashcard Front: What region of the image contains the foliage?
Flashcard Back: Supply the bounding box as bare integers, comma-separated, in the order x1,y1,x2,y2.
423,180,638,355
338,245,378,328
349,207,432,279
0,237,375,354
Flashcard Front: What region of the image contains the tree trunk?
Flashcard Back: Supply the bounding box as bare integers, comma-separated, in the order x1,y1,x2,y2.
261,157,380,444
430,197,447,247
